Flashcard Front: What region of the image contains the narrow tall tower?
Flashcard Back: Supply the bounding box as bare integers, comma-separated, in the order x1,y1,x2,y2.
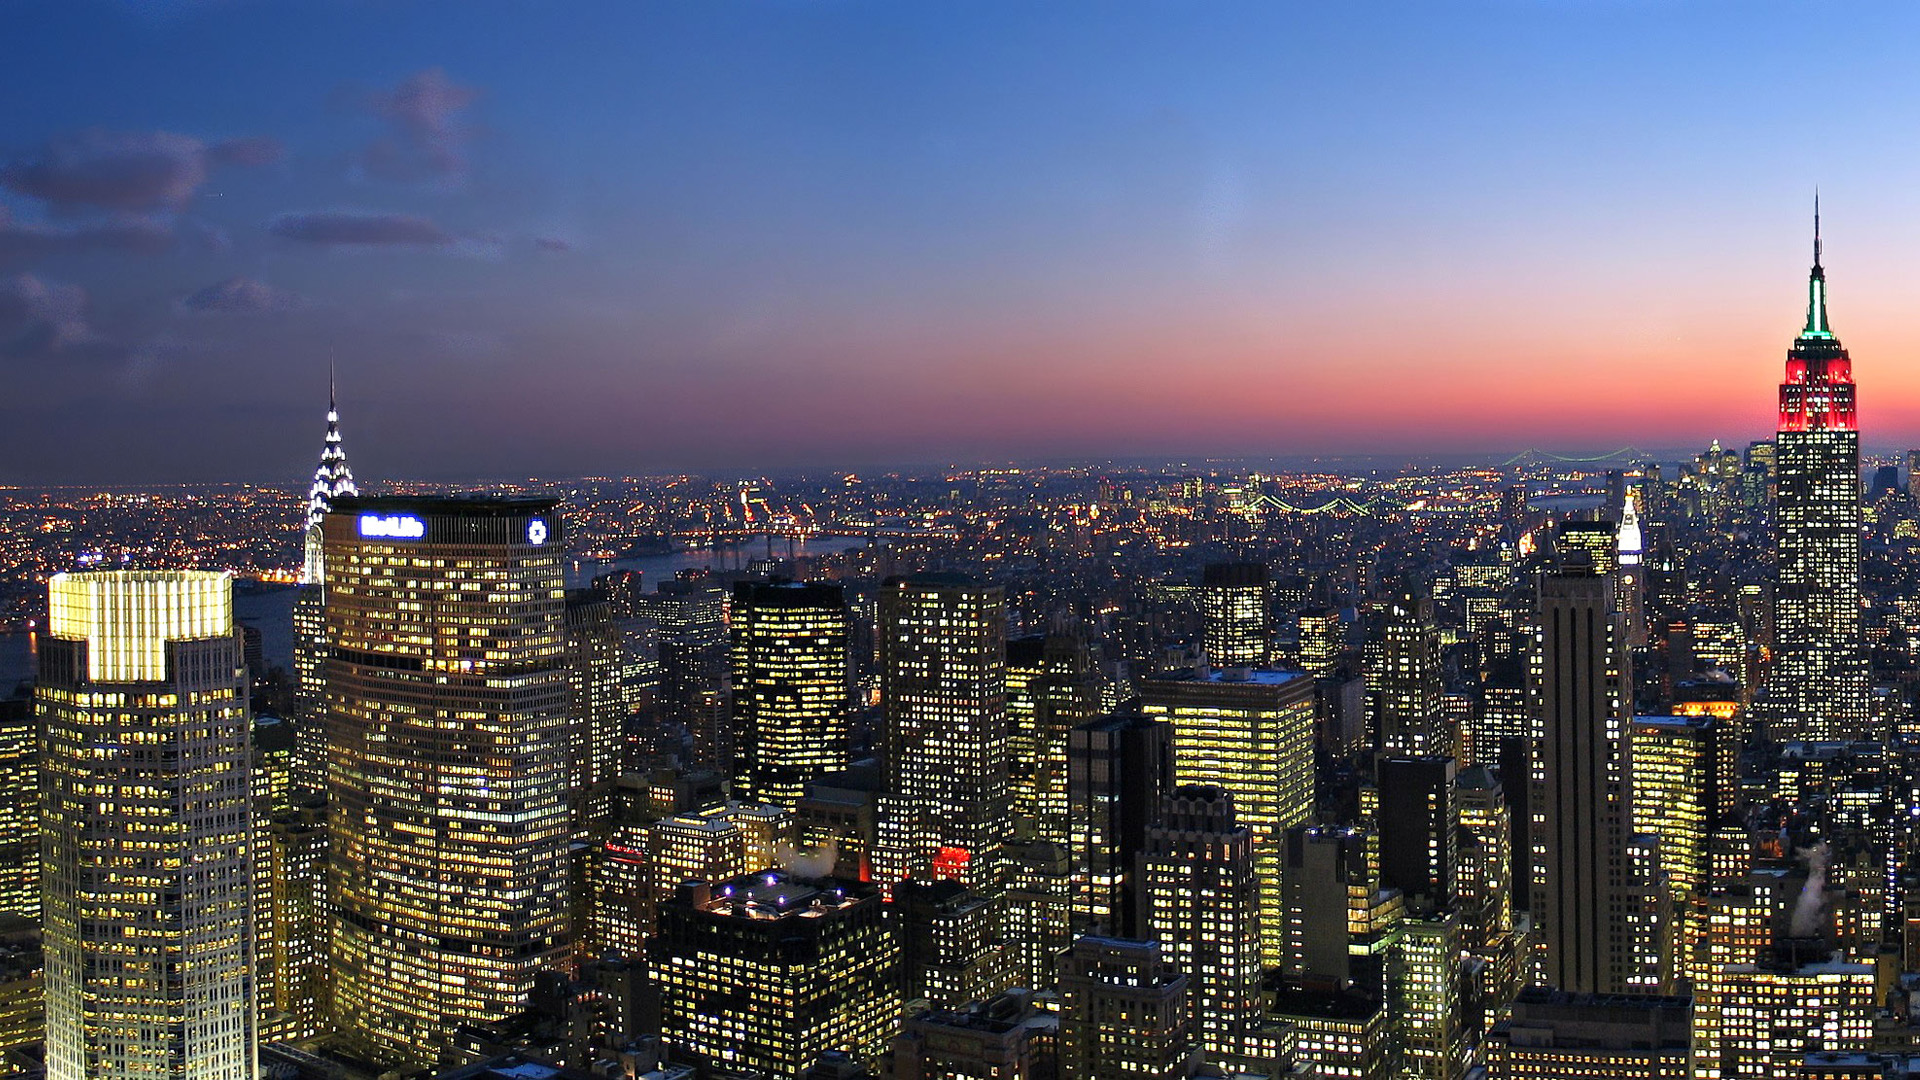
292,368,357,793
301,364,357,585
1769,205,1870,740
40,571,256,1080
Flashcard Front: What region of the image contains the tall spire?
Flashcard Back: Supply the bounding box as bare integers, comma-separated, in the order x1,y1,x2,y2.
1803,192,1831,339
302,363,358,583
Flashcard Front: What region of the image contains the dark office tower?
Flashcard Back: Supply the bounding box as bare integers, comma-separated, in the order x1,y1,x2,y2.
1770,210,1870,741
324,497,571,1066
893,877,1010,1009
565,593,625,841
0,696,34,920
259,800,328,1042
874,575,1010,893
292,376,358,794
635,580,731,773
1067,712,1175,939
1057,937,1193,1080
1201,563,1270,667
1366,591,1444,756
39,572,256,1080
1530,560,1640,994
651,873,899,1079
1376,755,1459,908
1141,669,1315,969
1135,785,1261,1062
732,581,853,808
1005,632,1100,845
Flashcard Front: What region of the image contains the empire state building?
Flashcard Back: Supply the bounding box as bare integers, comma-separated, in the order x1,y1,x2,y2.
1769,210,1870,741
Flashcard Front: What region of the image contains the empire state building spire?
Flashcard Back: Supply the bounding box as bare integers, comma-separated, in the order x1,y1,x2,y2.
1804,193,1832,339
301,363,359,583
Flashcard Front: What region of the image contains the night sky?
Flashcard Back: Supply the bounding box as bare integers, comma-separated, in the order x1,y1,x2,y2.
5,1,1920,484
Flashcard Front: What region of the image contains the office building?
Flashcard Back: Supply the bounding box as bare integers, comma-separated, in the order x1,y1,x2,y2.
1067,711,1174,939
633,579,730,773
1005,632,1100,846
875,575,1010,892
1135,785,1262,1061
651,872,899,1079
1366,592,1444,756
0,697,34,920
888,990,1058,1080
39,571,257,1080
1004,840,1072,994
1769,213,1871,740
1375,755,1458,908
1282,826,1400,991
293,374,358,793
325,497,572,1065
1691,952,1874,1079
732,581,853,807
1481,989,1690,1079
1297,607,1343,678
894,878,1010,1009
565,594,626,842
1201,563,1270,667
1141,668,1315,968
260,801,328,1042
1530,560,1644,994
1057,937,1192,1080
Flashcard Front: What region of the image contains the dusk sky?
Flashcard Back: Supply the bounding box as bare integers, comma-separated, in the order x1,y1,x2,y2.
5,1,1920,483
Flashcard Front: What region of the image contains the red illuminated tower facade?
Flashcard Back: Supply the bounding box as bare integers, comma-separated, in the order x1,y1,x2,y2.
1768,207,1869,740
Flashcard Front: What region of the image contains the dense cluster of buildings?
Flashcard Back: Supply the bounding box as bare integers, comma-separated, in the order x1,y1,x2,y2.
10,233,1920,1080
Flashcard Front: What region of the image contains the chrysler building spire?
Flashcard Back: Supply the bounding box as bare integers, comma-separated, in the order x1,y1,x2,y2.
302,362,358,583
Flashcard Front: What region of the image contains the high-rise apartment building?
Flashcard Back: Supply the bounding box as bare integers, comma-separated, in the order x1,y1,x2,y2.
1769,212,1871,740
1200,563,1270,667
1141,668,1315,968
651,872,899,1079
875,574,1010,892
1134,785,1262,1061
324,497,572,1065
732,581,853,807
39,571,256,1080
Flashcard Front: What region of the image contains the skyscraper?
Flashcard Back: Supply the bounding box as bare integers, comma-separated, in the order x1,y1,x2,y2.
1200,563,1270,667
1005,632,1100,846
1057,937,1193,1080
732,581,853,807
1366,591,1444,756
1141,668,1315,968
324,497,571,1065
1529,559,1648,994
874,574,1010,893
1134,785,1262,1061
292,375,358,794
1769,209,1870,741
0,697,34,921
1067,711,1174,939
39,571,256,1080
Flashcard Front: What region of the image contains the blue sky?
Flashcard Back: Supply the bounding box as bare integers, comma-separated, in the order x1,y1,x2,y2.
3,1,1919,482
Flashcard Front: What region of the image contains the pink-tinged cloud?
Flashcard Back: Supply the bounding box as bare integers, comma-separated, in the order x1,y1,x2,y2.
269,210,453,246
356,68,479,184
1,129,283,213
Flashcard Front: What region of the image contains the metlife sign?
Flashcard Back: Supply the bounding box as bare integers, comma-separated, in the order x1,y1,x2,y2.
358,513,427,540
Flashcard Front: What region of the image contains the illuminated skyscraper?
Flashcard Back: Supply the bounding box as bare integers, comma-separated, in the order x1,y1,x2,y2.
895,877,1011,1009
1134,785,1261,1061
1769,209,1870,741
0,697,34,920
39,571,256,1080
732,581,853,807
1365,592,1444,756
259,801,328,1042
1141,668,1315,968
1006,632,1100,845
292,376,358,794
324,497,571,1065
1067,711,1174,939
874,574,1010,893
1200,563,1269,667
651,872,899,1079
564,593,625,841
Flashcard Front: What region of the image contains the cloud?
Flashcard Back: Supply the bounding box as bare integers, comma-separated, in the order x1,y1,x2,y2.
180,276,308,314
269,210,453,246
0,208,178,262
1,129,282,213
355,68,479,184
0,274,98,356
533,235,572,252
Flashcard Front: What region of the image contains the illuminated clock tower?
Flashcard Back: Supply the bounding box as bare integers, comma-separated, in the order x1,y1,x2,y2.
1768,207,1870,741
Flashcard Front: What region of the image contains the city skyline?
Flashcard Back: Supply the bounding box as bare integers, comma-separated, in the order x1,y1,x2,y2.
9,3,1920,482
